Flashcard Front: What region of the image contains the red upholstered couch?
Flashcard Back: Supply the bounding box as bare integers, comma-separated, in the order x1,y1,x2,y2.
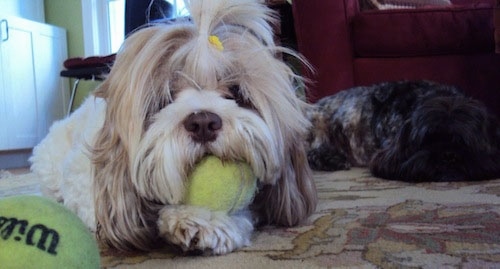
292,0,500,116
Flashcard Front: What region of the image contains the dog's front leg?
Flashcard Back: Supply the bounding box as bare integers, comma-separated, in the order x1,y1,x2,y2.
157,205,253,255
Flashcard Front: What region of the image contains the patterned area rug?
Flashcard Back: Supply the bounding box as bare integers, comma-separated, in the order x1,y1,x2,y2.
1,168,500,268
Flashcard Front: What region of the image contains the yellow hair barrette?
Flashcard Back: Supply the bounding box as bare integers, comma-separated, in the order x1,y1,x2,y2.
209,35,224,51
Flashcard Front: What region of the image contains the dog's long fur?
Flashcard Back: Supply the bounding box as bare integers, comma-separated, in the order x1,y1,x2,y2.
306,80,500,182
31,0,316,254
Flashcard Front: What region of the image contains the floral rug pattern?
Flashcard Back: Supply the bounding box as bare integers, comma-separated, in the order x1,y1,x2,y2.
2,168,500,268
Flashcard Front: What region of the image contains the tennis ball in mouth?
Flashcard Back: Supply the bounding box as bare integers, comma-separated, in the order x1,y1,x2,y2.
184,155,257,213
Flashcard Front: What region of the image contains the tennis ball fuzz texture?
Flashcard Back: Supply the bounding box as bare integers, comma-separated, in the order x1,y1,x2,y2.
184,155,257,213
0,195,100,269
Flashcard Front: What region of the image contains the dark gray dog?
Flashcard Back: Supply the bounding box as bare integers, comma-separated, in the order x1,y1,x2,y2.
306,80,500,182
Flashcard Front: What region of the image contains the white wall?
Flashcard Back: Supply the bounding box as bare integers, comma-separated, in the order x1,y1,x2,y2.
0,0,45,22
0,0,49,169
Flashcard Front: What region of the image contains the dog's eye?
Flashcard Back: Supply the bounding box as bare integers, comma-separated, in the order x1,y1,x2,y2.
225,85,254,109
144,96,171,129
231,85,243,100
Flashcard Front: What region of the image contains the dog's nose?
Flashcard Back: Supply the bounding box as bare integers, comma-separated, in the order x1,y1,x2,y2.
183,111,222,143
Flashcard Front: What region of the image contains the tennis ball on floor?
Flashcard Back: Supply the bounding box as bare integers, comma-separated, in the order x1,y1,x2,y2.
0,195,100,269
184,155,257,213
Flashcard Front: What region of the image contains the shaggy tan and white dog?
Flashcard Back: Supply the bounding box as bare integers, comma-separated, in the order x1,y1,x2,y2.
30,0,317,255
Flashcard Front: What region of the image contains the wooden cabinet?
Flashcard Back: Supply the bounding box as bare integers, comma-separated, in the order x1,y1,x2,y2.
0,16,68,151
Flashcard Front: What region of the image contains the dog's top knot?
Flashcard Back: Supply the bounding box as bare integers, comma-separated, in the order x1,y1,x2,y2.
187,0,276,49
208,35,224,51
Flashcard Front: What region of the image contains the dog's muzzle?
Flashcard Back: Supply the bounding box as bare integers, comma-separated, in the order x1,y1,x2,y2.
183,111,222,143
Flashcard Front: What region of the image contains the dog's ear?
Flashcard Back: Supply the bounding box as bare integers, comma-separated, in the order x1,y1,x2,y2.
92,82,161,251
92,80,161,252
253,138,317,226
91,26,180,251
372,83,394,104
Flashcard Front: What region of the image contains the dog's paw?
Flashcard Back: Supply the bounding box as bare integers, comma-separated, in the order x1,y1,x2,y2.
157,205,253,255
307,147,351,171
157,206,210,250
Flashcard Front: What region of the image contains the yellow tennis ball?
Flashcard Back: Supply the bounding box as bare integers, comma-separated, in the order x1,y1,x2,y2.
184,155,257,213
0,195,100,269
